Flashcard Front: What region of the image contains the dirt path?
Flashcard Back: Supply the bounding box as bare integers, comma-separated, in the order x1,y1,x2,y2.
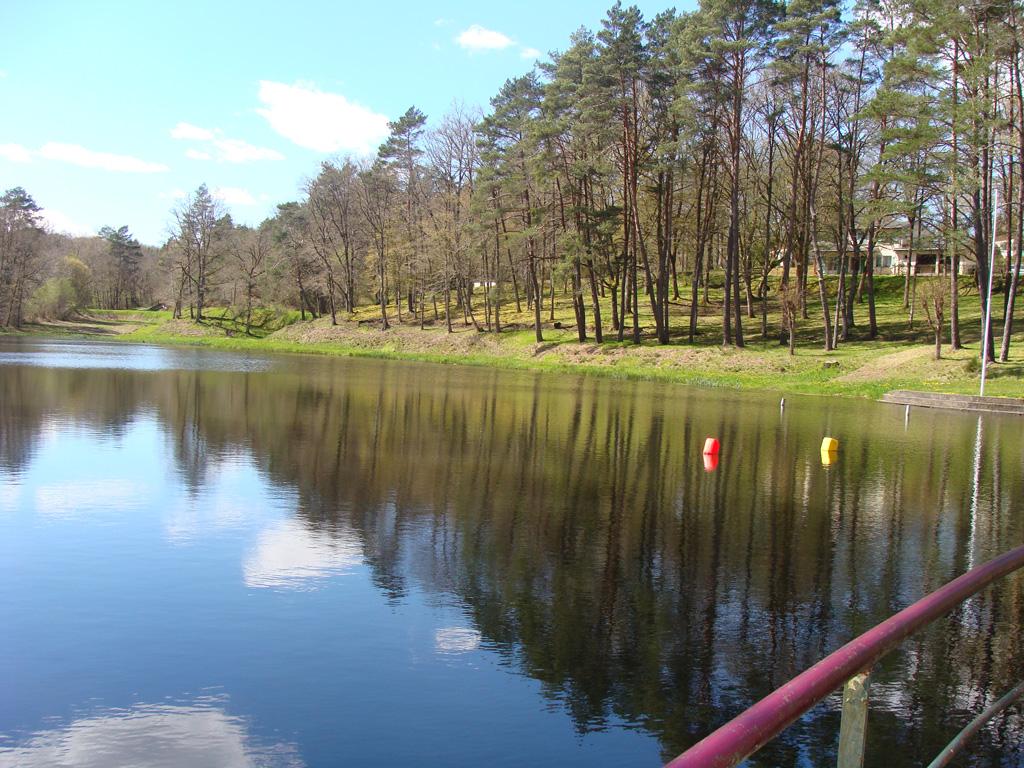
837,347,929,383
26,316,143,336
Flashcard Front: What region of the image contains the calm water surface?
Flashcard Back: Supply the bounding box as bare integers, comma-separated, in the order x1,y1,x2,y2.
0,338,1021,767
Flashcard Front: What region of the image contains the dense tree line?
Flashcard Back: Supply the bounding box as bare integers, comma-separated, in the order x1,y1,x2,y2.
5,0,1023,362
0,187,160,325
162,0,1023,361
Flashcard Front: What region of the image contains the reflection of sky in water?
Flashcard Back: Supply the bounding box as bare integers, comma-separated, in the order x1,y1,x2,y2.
11,342,1014,765
0,696,303,768
162,454,293,544
0,481,21,509
0,416,365,590
34,478,147,519
2,416,158,519
1,396,659,767
0,340,274,372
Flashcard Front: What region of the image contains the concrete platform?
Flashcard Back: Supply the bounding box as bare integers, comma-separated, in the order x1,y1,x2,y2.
880,390,1024,415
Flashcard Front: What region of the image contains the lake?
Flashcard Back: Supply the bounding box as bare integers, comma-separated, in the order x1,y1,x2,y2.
0,338,1021,767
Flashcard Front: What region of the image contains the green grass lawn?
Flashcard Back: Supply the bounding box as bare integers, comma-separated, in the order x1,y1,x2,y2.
307,274,1022,398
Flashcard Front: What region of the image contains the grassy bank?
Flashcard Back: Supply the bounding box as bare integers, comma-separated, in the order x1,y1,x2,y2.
5,276,1023,400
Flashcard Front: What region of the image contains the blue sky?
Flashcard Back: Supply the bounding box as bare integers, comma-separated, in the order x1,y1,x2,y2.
1,0,687,245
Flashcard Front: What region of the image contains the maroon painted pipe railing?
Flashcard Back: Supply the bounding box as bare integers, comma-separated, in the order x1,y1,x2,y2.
665,544,1024,768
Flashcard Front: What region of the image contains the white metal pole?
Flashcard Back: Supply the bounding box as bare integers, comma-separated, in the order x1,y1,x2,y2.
980,186,997,397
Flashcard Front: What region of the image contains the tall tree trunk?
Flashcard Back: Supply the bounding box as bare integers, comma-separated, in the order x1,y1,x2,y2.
530,251,543,343
1002,40,1024,361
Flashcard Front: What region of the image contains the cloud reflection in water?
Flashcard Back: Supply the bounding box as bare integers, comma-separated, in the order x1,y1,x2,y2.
0,698,303,768
434,627,482,654
243,519,362,590
34,479,146,519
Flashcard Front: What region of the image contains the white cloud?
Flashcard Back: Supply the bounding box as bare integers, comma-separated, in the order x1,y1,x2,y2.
213,186,256,206
173,122,283,164
456,24,514,51
520,47,542,60
433,17,451,27
170,121,215,141
1,141,167,172
40,208,93,237
212,138,283,163
256,80,390,154
38,142,168,173
0,143,32,163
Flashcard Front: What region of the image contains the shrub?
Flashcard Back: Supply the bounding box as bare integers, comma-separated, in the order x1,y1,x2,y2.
27,277,76,320
64,256,93,308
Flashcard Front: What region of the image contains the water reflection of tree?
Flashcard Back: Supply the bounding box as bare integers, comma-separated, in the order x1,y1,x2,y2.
1,360,1021,766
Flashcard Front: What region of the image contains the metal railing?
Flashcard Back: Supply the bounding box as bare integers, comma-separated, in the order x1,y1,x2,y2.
665,544,1024,768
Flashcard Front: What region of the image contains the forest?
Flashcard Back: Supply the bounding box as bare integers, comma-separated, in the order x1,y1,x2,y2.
1,0,1022,363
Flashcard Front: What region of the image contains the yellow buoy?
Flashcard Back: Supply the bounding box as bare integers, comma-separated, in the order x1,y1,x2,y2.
820,448,836,467
821,437,839,453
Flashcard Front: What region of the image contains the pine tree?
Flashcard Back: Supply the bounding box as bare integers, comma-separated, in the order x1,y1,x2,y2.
698,0,780,347
379,107,428,321
478,74,546,342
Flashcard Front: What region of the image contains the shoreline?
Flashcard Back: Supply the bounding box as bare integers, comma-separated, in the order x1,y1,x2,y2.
3,312,1023,401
